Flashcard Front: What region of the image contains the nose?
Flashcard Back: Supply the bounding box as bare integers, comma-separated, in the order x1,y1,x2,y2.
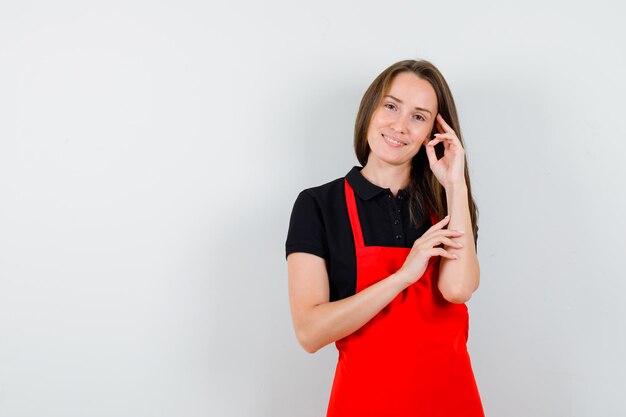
390,113,408,133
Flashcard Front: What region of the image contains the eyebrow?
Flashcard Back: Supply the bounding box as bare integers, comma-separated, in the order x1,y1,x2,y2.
384,95,433,115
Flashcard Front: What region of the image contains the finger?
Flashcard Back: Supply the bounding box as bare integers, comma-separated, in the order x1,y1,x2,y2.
436,114,454,134
422,229,463,247
438,228,465,237
434,247,458,260
434,133,461,148
436,134,461,154
423,234,462,250
433,133,452,140
435,214,451,227
425,138,439,166
423,214,450,232
421,215,450,239
440,236,463,249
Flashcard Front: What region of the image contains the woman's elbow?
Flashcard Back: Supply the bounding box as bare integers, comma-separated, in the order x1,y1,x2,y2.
302,342,320,355
441,283,476,304
295,328,321,354
446,292,471,304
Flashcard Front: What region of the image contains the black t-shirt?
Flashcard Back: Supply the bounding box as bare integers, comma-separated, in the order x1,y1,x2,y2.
285,165,477,302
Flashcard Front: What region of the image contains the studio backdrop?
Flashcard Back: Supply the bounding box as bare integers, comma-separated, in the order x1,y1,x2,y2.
1,1,624,416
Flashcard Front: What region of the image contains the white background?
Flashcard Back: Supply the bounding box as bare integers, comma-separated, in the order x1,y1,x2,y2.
1,1,625,416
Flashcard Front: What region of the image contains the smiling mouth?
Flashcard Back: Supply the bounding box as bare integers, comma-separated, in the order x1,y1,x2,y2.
382,134,406,146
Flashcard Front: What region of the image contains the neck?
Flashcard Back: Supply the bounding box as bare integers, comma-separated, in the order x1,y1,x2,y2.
360,159,411,196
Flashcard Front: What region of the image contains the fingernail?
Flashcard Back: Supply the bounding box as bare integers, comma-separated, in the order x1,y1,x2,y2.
457,230,464,234
453,254,459,259
445,214,450,218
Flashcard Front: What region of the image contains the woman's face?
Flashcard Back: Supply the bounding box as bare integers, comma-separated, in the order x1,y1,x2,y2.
366,71,438,167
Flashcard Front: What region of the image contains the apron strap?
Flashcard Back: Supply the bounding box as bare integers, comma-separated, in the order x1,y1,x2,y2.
344,178,365,249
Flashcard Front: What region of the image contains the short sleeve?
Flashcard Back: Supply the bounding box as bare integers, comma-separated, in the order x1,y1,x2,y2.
285,190,329,261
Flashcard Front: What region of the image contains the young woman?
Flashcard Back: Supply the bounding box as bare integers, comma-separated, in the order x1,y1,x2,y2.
285,59,484,416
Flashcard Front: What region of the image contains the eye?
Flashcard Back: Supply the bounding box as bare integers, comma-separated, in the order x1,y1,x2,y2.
384,103,396,110
413,114,425,121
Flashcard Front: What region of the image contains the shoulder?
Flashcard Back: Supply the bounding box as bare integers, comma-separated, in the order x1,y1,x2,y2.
297,175,345,207
288,173,347,230
286,174,347,261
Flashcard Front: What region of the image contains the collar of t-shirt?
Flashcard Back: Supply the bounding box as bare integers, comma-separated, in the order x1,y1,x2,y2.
345,165,408,201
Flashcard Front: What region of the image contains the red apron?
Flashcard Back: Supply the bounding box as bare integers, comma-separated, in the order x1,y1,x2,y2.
326,178,484,417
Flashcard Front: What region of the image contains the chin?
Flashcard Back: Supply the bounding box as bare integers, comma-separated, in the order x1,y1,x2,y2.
369,151,405,166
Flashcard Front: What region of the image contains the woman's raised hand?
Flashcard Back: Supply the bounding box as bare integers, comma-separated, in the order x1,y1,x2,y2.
395,215,464,286
425,114,466,189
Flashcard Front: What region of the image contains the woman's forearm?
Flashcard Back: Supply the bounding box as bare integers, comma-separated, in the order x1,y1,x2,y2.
300,273,410,353
438,183,480,303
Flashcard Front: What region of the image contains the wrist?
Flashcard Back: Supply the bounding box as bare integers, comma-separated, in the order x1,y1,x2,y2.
390,269,413,290
444,182,468,194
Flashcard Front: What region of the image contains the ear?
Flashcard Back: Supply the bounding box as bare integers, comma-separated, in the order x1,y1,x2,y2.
430,123,439,137
425,125,437,144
